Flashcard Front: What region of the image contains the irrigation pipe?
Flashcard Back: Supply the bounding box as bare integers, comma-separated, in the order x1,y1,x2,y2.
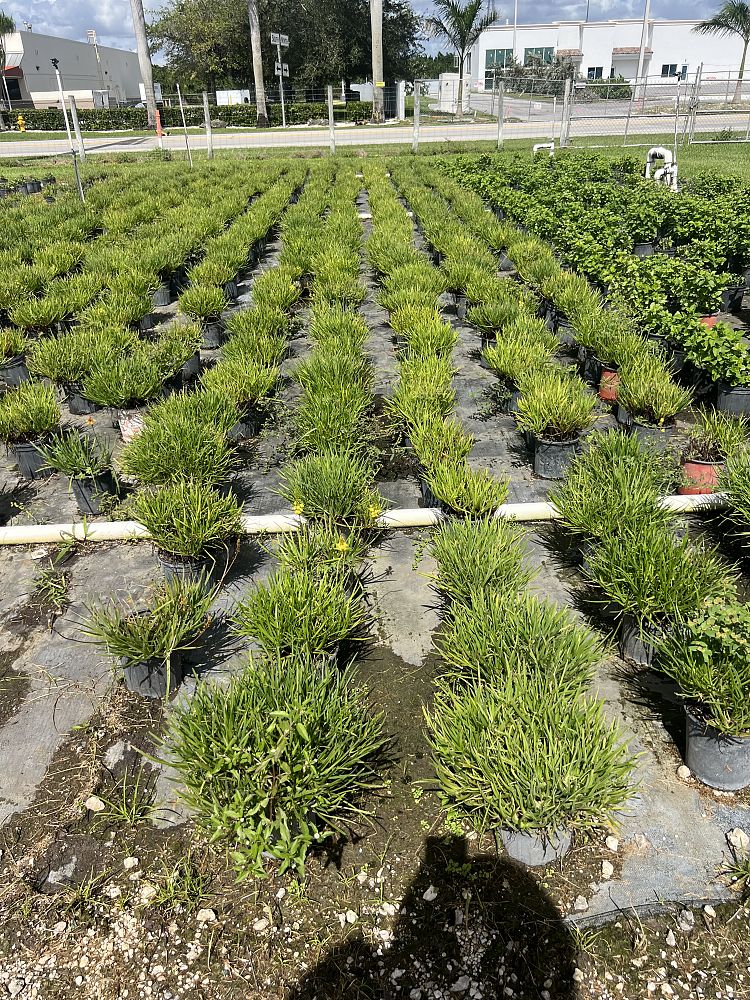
0,493,728,547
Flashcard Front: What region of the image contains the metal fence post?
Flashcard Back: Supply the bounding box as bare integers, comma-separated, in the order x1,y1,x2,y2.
412,80,421,153
68,95,86,162
496,82,505,148
176,84,194,167
202,92,213,160
559,78,571,147
327,85,336,154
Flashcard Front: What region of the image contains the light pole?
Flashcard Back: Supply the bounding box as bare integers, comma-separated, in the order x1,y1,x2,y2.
50,58,84,202
635,0,651,102
512,0,518,66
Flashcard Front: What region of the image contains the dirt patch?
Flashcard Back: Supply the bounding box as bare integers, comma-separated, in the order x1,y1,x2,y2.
0,651,31,728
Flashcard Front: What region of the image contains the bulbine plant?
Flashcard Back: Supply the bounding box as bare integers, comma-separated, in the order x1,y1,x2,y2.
515,368,597,442
0,381,59,443
178,284,227,322
164,655,389,876
130,481,243,560
278,449,385,527
39,430,112,480
424,460,509,518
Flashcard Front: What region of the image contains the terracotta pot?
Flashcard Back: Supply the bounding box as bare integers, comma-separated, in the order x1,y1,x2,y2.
699,313,719,329
598,368,620,403
678,459,724,495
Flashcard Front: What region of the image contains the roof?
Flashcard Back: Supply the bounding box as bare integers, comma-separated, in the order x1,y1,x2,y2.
613,46,653,55
557,49,582,57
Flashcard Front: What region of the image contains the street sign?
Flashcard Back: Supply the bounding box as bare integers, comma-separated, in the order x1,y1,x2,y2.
275,62,289,78
283,63,289,77
271,32,280,44
280,34,289,47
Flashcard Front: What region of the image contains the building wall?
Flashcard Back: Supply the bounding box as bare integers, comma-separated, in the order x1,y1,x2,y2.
2,30,143,108
473,19,746,90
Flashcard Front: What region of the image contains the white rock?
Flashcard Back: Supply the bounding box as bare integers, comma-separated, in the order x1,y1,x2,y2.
252,917,269,932
605,835,619,853
123,857,139,870
703,904,716,918
572,969,584,983
678,910,695,932
276,887,286,899
379,902,396,917
450,976,471,993
197,908,217,924
676,765,692,781
601,860,614,880
7,979,25,997
573,895,589,912
345,910,358,924
728,828,750,853
52,921,67,936
410,991,422,1000
84,795,105,813
423,885,438,902
139,883,158,904
665,930,676,947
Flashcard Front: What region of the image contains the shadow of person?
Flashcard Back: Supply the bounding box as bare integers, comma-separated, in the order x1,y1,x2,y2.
289,835,577,1000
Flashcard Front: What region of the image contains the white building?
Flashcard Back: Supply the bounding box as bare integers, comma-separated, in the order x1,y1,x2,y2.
1,30,143,109
472,18,747,90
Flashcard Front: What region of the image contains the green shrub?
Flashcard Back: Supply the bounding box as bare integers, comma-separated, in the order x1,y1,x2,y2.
0,327,26,361
618,354,693,427
179,285,226,321
130,481,243,559
515,367,597,441
82,350,165,409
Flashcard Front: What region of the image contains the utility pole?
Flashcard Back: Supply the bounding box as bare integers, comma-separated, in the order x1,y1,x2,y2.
370,0,385,122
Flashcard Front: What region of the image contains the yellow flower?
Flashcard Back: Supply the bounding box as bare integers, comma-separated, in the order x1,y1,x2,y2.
292,500,304,515
335,537,349,553
368,504,381,519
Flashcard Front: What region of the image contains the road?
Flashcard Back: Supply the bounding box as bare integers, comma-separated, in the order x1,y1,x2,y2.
0,110,748,159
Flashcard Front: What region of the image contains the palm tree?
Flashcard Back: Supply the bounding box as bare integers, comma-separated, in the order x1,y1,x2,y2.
128,0,158,127
424,0,496,118
0,9,15,131
247,0,269,127
695,1,750,104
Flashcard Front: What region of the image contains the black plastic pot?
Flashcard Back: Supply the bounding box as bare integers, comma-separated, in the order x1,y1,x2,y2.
498,253,514,272
67,388,101,415
633,240,655,258
169,266,188,299
151,283,171,308
619,615,660,667
716,382,750,416
71,472,117,516
721,284,745,313
139,313,155,335
452,292,467,320
158,550,213,585
532,435,581,479
577,345,600,384
201,319,224,350
0,355,29,387
223,279,238,302
122,653,183,700
227,409,263,441
685,707,750,791
628,417,677,453
11,440,53,481
181,350,202,382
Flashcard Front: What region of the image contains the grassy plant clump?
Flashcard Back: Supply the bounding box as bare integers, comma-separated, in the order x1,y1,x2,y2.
178,284,227,321
516,367,597,442
388,356,456,428
279,449,385,526
428,516,533,603
130,481,243,559
0,381,59,443
165,655,388,876
83,349,165,409
252,267,300,313
0,327,26,361
424,460,508,518
618,354,693,427
585,520,737,629
233,568,367,656
294,386,372,453
684,409,749,463
482,322,557,385
658,597,750,737
437,590,604,699
200,356,280,411
410,416,474,467
81,577,216,670
308,305,369,349
426,672,634,836
39,430,111,480
275,523,370,580
153,322,203,376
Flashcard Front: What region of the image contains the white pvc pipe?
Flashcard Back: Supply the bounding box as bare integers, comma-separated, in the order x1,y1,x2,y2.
0,494,728,546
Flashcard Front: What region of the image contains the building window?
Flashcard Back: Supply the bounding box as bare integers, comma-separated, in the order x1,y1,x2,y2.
587,66,603,80
524,46,554,67
661,64,678,77
5,79,21,102
485,48,514,88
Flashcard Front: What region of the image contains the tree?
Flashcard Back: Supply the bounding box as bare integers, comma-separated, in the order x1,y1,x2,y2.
248,0,269,125
424,0,496,117
695,1,750,104
0,9,15,131
129,0,158,126
370,0,384,121
409,51,456,80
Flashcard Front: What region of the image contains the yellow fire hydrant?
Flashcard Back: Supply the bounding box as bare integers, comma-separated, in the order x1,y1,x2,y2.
16,114,26,132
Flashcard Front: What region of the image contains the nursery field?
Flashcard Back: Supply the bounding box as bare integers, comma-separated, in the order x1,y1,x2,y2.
1,150,750,998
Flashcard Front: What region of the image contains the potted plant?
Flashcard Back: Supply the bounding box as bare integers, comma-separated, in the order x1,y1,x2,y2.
658,598,750,791
421,460,508,518
617,355,693,448
80,578,216,699
679,410,748,495
680,320,750,413
481,321,558,412
178,285,228,349
0,381,60,480
129,480,244,583
0,328,28,386
515,368,597,479
82,350,166,439
584,521,736,667
153,322,204,386
278,448,385,528
466,299,521,348
39,430,118,515
201,356,279,440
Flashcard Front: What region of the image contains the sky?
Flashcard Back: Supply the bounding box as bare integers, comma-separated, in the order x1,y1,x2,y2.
0,0,720,53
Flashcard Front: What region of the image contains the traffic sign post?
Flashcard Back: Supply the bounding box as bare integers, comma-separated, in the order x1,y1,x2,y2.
271,31,289,128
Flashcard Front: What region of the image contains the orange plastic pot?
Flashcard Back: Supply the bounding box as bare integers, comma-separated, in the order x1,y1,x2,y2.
699,314,719,328
598,369,619,403
678,459,724,495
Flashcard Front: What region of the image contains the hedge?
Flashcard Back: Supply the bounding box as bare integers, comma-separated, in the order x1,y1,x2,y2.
14,101,374,132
